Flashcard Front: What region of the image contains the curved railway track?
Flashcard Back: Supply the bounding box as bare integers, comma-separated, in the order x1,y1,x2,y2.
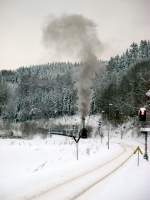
25,143,134,200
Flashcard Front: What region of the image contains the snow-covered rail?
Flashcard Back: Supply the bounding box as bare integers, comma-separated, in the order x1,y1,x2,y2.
27,144,134,200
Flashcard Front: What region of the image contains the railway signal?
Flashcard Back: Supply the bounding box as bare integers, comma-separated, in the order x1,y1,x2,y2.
139,107,149,160
98,120,102,128
98,120,103,143
138,107,146,121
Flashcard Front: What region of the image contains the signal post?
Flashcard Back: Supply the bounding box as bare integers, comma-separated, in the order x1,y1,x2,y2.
139,107,149,160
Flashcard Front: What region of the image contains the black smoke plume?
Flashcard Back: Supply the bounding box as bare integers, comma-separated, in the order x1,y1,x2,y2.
43,14,103,119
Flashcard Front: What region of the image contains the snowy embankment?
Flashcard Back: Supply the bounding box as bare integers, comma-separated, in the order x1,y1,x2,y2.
0,115,150,200
0,136,122,200
80,154,150,200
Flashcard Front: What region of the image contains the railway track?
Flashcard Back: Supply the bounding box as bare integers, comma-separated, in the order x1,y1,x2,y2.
26,143,134,200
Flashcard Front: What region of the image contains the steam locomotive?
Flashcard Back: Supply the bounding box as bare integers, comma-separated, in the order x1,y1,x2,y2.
80,117,88,138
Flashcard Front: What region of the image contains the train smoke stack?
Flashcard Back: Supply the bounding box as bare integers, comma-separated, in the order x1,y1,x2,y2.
43,14,103,119
82,117,85,129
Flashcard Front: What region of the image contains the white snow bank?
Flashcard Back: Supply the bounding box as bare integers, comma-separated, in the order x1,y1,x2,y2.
79,153,150,200
0,137,122,200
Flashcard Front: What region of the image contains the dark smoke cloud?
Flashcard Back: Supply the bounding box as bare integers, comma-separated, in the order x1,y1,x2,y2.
43,14,103,118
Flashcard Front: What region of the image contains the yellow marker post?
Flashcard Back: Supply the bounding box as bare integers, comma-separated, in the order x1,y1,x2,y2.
134,146,143,166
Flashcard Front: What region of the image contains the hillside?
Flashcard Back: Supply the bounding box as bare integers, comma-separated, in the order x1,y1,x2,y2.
0,40,150,124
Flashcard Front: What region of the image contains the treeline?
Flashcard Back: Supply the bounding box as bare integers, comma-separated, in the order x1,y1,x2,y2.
0,62,78,121
93,40,150,123
94,59,150,123
0,40,150,124
108,40,150,71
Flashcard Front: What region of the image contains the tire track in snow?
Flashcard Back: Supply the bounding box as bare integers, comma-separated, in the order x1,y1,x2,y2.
70,149,133,200
26,143,134,200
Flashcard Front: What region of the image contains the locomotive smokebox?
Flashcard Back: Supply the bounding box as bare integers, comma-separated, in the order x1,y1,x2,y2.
80,117,88,139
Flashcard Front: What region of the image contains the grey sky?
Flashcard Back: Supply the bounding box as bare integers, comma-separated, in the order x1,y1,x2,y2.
0,0,149,70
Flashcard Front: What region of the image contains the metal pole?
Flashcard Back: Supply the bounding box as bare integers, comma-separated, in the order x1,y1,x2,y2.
99,122,102,144
108,104,112,149
138,151,139,166
108,127,110,149
121,126,123,139
108,105,110,149
76,142,78,160
100,132,103,144
144,132,148,160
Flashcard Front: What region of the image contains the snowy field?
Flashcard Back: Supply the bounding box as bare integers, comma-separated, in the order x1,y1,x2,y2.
0,116,150,200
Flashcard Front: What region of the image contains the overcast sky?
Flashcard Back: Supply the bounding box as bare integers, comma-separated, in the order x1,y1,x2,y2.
0,0,149,70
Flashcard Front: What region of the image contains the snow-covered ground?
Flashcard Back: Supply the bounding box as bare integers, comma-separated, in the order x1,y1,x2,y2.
0,116,150,200
80,153,150,200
